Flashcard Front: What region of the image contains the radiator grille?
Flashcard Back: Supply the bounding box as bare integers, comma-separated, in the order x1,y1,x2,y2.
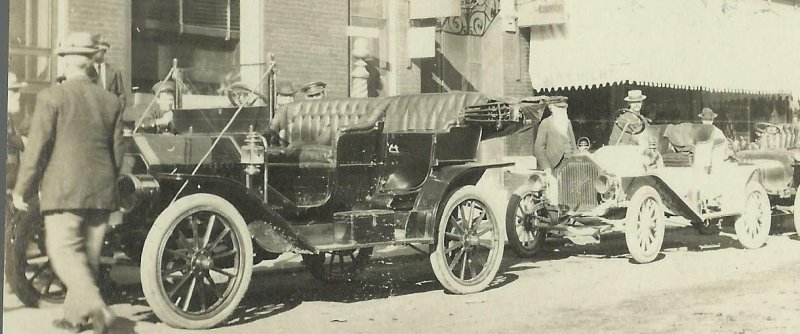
556,159,600,211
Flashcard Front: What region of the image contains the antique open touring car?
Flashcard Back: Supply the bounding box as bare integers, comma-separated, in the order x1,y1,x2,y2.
505,109,780,263
735,121,800,234
5,60,545,329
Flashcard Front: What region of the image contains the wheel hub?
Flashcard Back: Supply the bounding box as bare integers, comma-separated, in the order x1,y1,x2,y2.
192,252,214,271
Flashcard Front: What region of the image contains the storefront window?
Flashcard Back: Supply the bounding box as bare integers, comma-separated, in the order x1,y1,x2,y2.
132,0,240,95
9,0,53,83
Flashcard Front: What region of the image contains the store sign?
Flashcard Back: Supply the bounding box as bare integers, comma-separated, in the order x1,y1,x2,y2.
518,0,566,27
407,27,436,58
409,0,461,19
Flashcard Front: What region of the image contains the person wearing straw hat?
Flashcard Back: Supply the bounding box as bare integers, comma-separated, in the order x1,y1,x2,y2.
698,107,726,141
90,34,127,110
534,96,577,171
11,31,123,333
137,80,176,133
7,71,28,193
609,89,652,146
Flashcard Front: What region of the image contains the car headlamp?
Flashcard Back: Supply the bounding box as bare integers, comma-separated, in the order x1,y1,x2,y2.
594,174,618,194
527,173,548,192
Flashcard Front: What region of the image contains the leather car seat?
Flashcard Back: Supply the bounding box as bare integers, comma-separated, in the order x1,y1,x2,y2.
266,97,390,166
382,92,489,132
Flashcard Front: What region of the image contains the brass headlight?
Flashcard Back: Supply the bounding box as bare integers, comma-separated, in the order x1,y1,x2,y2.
117,174,160,213
527,173,548,192
594,174,618,194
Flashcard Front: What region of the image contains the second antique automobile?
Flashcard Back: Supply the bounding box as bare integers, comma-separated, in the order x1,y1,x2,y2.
5,59,547,329
735,121,800,234
506,109,779,263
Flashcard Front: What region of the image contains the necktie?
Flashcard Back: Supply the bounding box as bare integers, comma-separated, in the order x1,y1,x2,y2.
97,64,106,89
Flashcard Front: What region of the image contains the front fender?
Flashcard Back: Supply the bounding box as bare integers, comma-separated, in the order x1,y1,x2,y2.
621,174,702,222
410,162,513,239
154,174,316,254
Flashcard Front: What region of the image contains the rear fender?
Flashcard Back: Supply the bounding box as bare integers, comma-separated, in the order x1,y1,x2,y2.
410,162,513,239
154,174,316,254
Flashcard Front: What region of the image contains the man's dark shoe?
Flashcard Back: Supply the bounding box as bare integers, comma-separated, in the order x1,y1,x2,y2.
52,319,89,333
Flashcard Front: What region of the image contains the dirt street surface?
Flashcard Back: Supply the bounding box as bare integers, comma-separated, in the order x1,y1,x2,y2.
4,222,800,334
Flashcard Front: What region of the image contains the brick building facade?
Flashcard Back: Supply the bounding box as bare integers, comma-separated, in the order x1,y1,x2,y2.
9,0,536,168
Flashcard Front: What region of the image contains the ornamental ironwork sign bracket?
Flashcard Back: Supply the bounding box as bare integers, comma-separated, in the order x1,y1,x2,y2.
437,0,501,37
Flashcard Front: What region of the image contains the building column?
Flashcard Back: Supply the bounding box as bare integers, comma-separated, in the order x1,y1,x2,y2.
239,0,265,90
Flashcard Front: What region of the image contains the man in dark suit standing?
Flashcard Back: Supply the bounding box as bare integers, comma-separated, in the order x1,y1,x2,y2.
534,96,577,171
12,32,122,333
91,34,127,110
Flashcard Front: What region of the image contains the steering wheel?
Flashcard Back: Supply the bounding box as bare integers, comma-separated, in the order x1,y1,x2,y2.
227,82,270,107
613,108,647,135
754,122,781,135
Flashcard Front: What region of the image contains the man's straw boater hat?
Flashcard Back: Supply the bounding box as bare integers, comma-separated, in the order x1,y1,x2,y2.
624,90,647,102
56,32,100,56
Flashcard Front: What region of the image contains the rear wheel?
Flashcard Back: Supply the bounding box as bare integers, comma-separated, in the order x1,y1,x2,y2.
505,189,547,258
735,183,771,249
140,194,253,329
624,186,666,264
302,247,373,283
4,207,66,306
430,186,504,294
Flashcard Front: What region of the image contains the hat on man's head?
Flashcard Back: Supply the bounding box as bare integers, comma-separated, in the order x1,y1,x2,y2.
8,72,27,90
152,80,176,95
92,34,110,50
546,96,568,107
300,81,326,96
624,90,647,102
57,32,100,56
698,107,718,120
276,81,296,96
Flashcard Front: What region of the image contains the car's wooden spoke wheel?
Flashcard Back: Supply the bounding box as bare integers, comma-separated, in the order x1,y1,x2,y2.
431,186,503,294
141,194,253,329
5,208,66,306
735,183,771,249
302,247,373,283
625,186,665,264
793,184,800,236
505,189,546,258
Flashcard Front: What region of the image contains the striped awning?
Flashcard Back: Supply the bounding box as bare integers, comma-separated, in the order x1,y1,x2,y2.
527,0,800,98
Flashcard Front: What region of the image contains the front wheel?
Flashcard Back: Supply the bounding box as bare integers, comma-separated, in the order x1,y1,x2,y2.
624,186,666,264
793,186,800,236
735,183,771,249
505,189,547,258
302,247,373,283
430,186,504,294
140,194,253,329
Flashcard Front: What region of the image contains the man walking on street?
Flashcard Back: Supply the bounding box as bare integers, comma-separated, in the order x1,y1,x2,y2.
91,34,127,109
11,32,124,334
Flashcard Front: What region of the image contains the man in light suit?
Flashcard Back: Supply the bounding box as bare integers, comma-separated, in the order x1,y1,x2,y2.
534,96,577,171
91,34,127,109
12,32,122,333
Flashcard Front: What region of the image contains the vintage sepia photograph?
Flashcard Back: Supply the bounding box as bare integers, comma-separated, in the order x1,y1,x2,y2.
3,0,800,333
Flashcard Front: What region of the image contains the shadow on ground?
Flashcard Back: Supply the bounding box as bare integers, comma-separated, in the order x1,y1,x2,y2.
88,216,800,328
